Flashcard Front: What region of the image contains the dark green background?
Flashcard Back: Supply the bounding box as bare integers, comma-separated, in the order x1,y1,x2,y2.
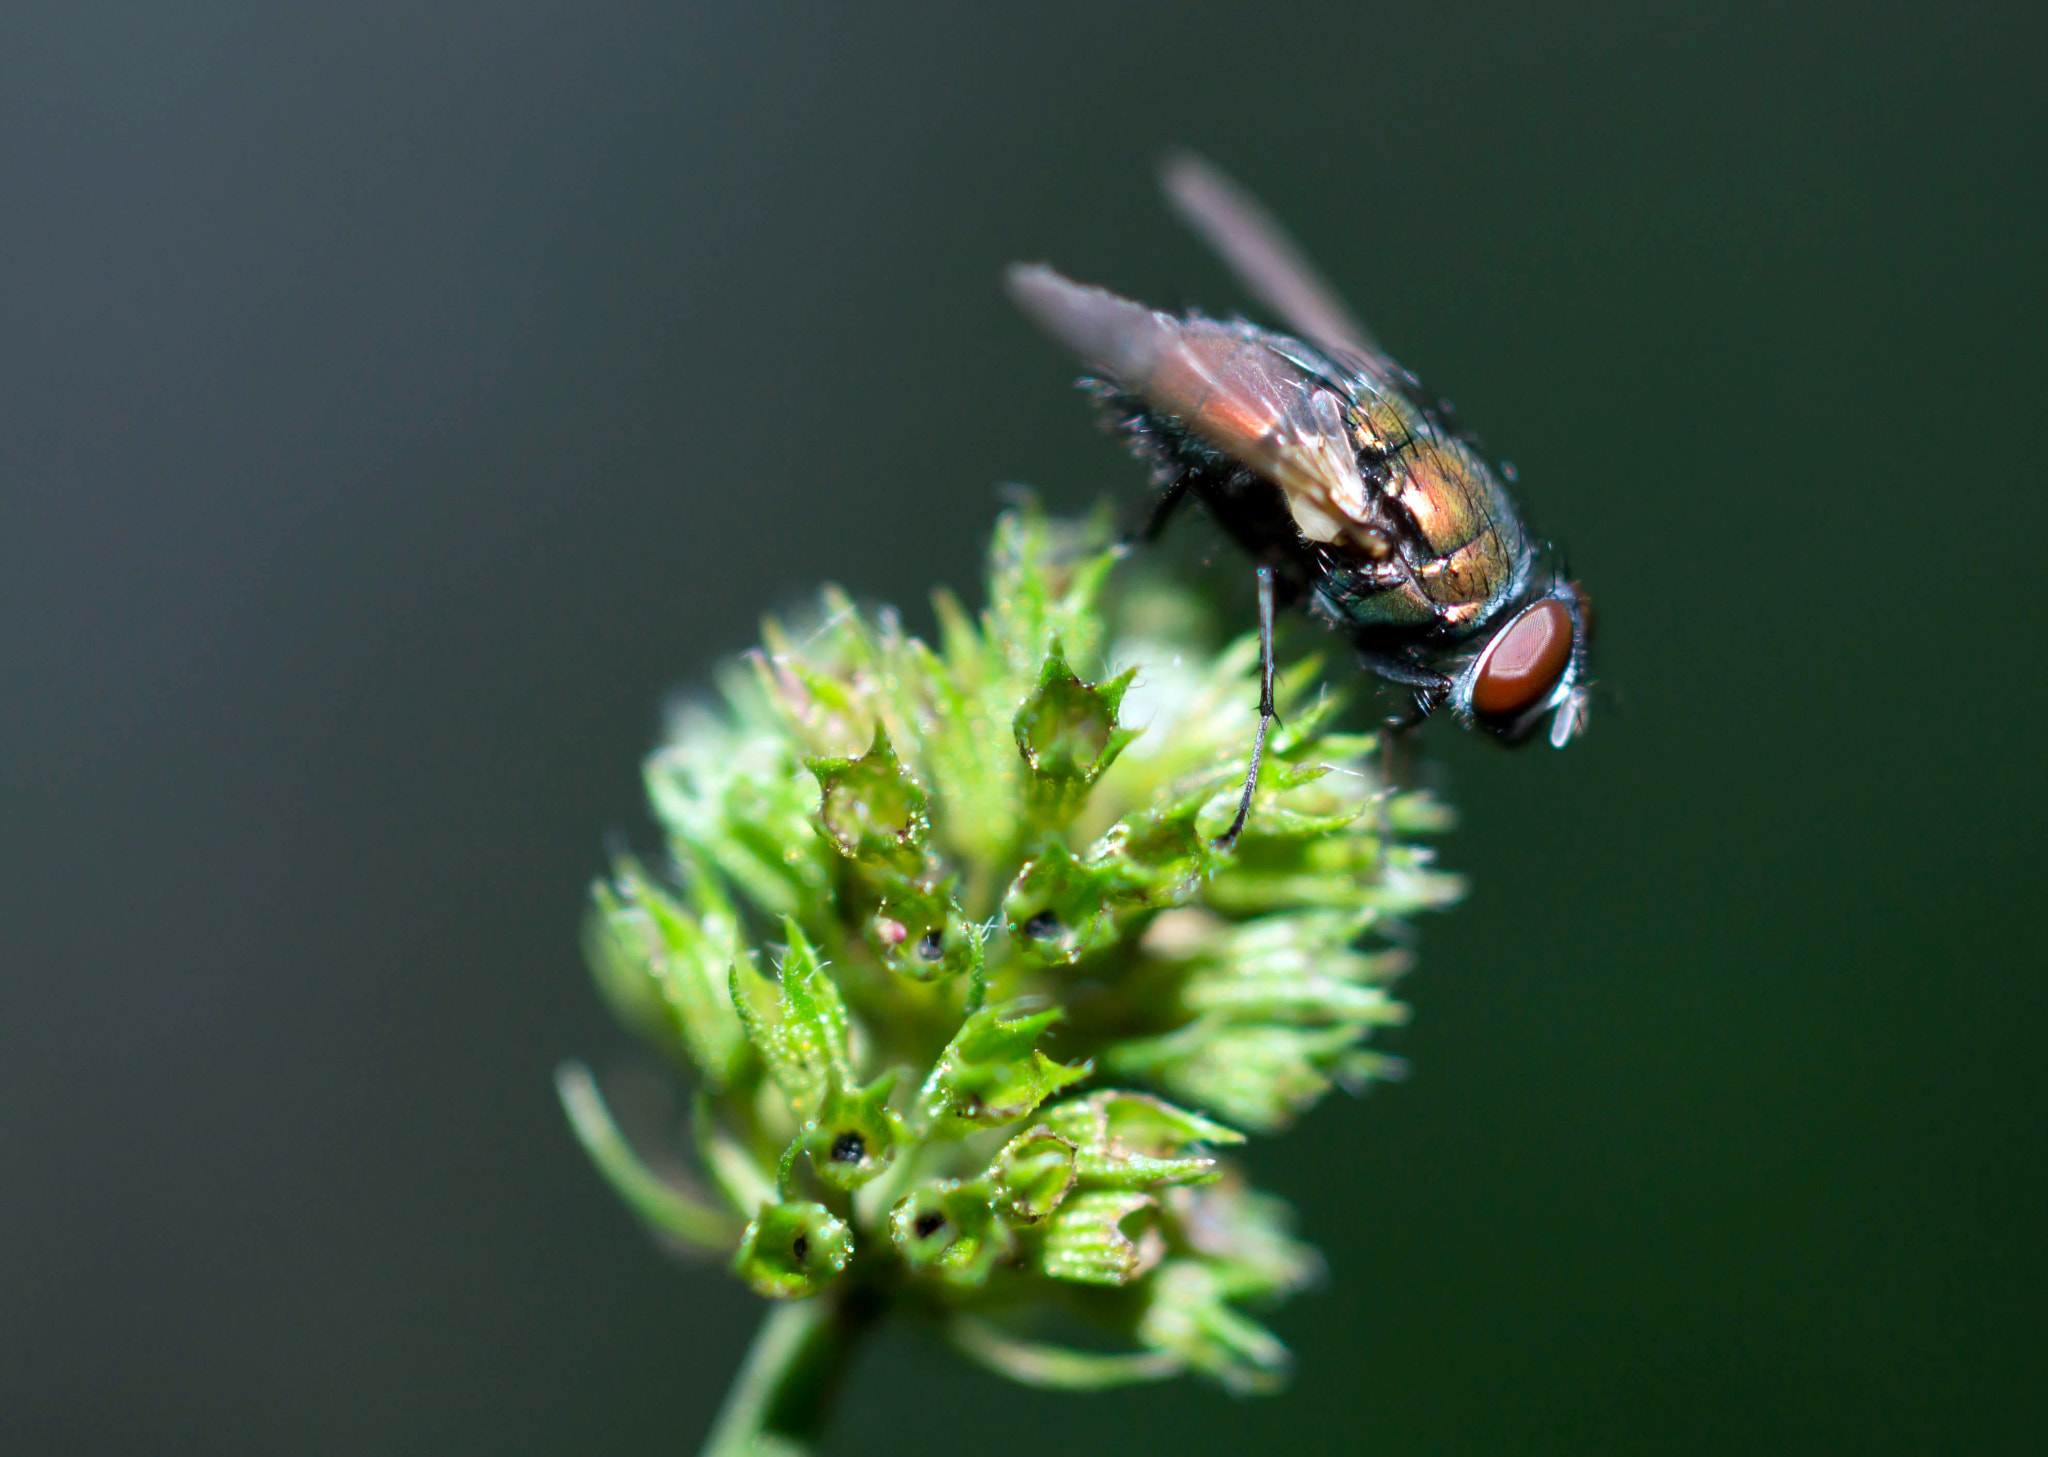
5,3,2043,1452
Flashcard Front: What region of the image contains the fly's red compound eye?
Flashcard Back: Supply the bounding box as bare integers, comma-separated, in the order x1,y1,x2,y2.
1472,598,1575,717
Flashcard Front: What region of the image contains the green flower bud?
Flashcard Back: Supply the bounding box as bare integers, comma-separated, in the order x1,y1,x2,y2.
803,1069,905,1191
1086,798,1215,906
864,873,981,984
948,1317,1181,1391
1001,839,1125,968
1013,641,1138,828
643,704,831,923
733,1200,853,1299
1180,972,1407,1025
918,1000,1090,1134
1040,1190,1164,1286
986,1127,1078,1223
888,1179,1014,1287
808,725,930,875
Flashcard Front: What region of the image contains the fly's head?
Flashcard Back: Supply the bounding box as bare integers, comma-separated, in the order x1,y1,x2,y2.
1454,578,1593,749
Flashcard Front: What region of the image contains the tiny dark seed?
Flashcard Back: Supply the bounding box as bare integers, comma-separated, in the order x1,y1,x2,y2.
916,930,944,962
792,1235,810,1261
912,1212,945,1239
1022,910,1062,939
830,1131,865,1164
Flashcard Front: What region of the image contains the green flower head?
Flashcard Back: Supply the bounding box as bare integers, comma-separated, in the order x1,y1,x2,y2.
559,505,1461,1408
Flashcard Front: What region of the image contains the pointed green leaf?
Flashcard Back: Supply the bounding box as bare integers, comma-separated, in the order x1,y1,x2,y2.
642,715,831,922
692,1092,776,1217
1387,788,1458,834
775,920,851,1080
1181,972,1407,1025
1162,1175,1324,1302
585,856,749,1089
1172,909,1405,985
749,625,869,755
581,888,667,1053
1012,641,1139,827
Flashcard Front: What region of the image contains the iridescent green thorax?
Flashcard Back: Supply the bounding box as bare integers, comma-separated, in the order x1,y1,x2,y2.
1337,387,1530,637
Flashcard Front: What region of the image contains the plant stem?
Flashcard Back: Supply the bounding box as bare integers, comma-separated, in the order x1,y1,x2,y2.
699,1291,879,1457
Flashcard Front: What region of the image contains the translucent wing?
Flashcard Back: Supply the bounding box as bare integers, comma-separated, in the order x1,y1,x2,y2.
1160,151,1385,369
1006,264,1375,547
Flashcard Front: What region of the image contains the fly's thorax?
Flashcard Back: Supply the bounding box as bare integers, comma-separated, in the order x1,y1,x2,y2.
1348,390,1413,460
1309,556,1436,631
1333,391,1530,635
1383,435,1496,559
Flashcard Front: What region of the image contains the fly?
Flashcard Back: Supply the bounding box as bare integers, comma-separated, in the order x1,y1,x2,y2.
1007,152,1592,845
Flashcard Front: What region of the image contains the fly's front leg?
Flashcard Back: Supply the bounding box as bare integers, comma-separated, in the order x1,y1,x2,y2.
1355,650,1450,720
1355,652,1450,790
1216,564,1278,849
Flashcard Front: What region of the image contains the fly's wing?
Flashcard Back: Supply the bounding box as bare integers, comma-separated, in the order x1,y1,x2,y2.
1160,151,1392,378
1006,264,1373,544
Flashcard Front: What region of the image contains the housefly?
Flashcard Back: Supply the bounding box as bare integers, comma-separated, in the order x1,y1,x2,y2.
1007,153,1592,844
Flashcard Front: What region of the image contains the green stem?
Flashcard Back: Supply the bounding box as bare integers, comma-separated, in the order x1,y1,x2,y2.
699,1292,878,1457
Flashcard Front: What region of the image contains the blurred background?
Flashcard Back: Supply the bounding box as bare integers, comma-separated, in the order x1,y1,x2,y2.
5,2,2044,1452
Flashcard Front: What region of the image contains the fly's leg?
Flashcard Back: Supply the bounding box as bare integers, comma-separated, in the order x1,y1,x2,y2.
1136,474,1193,545
1376,700,1425,791
1355,657,1449,791
1216,564,1278,849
